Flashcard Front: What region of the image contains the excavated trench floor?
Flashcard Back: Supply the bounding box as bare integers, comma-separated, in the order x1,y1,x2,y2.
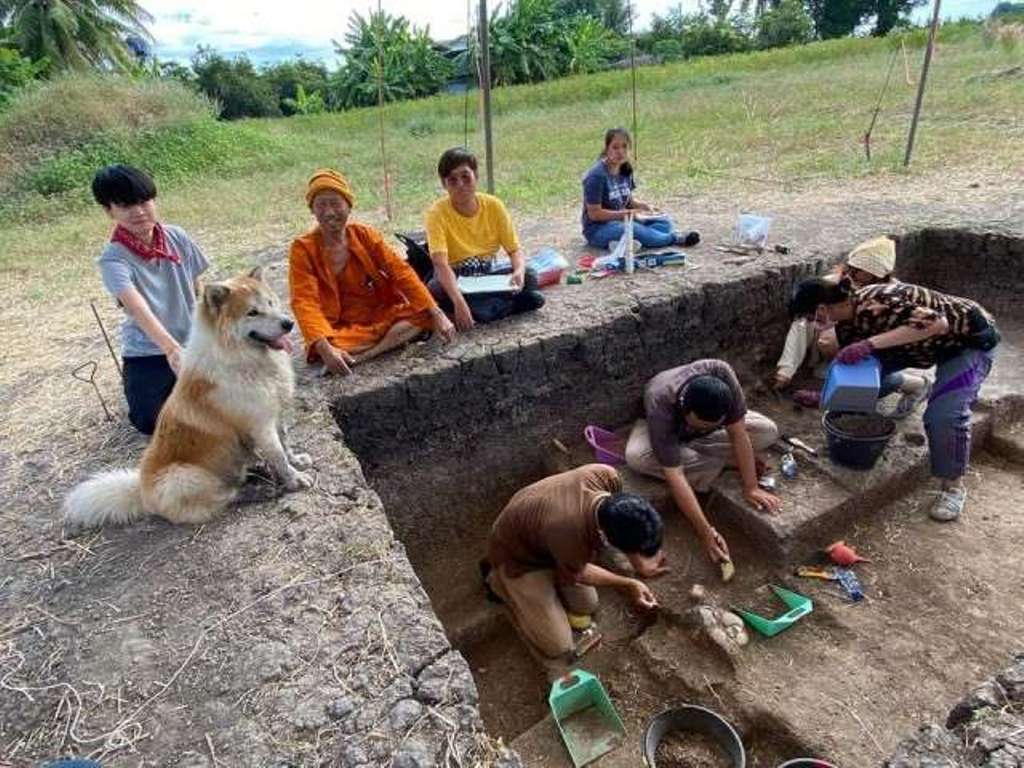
334,230,1024,765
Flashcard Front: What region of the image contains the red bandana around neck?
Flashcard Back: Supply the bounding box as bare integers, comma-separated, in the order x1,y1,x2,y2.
111,222,179,264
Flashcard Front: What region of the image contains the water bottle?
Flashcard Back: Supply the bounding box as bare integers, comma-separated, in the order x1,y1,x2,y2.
836,568,864,602
781,452,798,479
623,214,635,274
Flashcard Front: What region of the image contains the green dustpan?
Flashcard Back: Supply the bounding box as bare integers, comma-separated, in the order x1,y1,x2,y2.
549,669,626,767
735,585,813,638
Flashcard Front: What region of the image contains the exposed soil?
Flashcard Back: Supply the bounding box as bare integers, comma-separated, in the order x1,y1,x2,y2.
653,731,732,767
560,705,624,760
827,412,896,438
1,182,1022,765
461,617,549,739
503,450,1024,767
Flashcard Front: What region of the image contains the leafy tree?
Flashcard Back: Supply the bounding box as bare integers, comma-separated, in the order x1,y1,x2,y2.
0,44,42,106
0,0,153,72
328,10,451,109
562,14,619,73
282,83,325,115
191,47,280,119
158,59,195,86
992,1,1024,17
755,0,814,47
869,0,925,35
805,0,921,38
682,14,752,55
262,59,328,115
554,0,629,33
642,6,751,58
650,37,686,60
707,0,735,23
487,0,565,85
647,6,683,40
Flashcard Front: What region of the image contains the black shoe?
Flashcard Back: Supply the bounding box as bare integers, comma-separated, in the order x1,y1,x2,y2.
676,231,701,247
513,290,545,314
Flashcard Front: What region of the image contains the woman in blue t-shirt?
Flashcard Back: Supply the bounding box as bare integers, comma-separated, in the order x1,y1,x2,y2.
581,128,700,250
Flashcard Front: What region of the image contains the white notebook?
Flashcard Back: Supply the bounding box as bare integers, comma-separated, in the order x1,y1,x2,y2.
456,275,515,295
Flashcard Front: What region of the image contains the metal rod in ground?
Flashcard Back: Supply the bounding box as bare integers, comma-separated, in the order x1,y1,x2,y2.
628,0,638,163
479,0,495,194
904,0,942,167
90,300,122,380
72,360,114,421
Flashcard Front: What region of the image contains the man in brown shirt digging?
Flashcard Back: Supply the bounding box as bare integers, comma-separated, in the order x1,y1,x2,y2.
625,359,782,565
486,464,663,661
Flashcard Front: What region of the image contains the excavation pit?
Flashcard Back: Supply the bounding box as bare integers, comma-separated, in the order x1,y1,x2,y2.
328,228,1024,765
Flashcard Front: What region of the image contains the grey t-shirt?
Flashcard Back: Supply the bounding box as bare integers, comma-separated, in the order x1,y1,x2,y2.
643,359,747,468
97,225,208,358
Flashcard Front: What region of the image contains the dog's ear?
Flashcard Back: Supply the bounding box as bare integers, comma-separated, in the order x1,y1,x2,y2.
248,266,265,283
204,283,231,313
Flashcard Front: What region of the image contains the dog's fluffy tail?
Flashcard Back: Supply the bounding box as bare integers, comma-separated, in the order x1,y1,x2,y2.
64,468,146,531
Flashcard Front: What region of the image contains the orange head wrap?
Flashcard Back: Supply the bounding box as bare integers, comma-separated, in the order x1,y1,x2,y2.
305,168,355,209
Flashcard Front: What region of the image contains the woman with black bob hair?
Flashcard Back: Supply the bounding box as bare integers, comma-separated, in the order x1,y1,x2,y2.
789,276,999,522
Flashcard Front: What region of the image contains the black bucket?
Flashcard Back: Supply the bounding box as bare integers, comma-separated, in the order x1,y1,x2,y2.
642,705,746,767
777,761,838,768
822,411,896,470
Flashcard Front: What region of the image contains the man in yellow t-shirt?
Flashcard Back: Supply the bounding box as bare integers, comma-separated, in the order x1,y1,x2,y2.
424,147,545,332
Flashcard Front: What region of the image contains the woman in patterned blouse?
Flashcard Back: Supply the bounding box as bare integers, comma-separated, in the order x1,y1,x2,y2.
790,277,1000,522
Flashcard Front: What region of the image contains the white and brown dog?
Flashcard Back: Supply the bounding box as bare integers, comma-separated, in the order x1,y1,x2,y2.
64,267,312,531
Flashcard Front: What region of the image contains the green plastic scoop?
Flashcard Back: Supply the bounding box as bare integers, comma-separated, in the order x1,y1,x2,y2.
549,669,626,767
735,585,813,637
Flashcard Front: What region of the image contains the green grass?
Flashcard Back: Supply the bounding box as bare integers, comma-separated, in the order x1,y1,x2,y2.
0,23,1021,302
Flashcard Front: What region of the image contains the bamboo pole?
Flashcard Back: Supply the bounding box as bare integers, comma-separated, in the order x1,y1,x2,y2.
376,0,393,220
479,0,495,193
628,0,638,163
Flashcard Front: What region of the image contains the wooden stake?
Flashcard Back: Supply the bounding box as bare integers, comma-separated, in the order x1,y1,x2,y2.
376,1,393,220
904,0,942,167
464,0,472,146
901,38,912,85
478,0,495,194
628,0,638,163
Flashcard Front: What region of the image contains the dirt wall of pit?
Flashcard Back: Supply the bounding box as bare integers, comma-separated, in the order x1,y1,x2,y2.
333,229,1023,564
333,262,817,560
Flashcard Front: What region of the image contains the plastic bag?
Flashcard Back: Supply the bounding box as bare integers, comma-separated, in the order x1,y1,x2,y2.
529,247,570,287
735,213,772,249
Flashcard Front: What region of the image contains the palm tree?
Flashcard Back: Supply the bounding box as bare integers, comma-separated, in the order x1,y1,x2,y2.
0,0,154,72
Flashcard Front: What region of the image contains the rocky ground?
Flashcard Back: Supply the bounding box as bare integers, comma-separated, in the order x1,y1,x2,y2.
886,654,1024,767
1,169,1022,766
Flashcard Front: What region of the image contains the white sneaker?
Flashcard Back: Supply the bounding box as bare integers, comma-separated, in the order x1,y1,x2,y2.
929,487,966,522
889,379,931,420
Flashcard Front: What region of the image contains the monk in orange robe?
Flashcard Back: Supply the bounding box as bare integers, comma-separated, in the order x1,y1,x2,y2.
289,169,454,374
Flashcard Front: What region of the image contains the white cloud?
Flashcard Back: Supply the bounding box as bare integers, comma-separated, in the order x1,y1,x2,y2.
144,0,690,62
141,0,995,64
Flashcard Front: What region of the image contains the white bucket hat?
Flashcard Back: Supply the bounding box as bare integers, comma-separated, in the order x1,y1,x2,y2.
846,236,896,278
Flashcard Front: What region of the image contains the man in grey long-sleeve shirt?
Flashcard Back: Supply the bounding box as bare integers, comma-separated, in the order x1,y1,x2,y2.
625,359,781,564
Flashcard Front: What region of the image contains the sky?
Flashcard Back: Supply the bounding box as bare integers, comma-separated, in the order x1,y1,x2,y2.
143,0,1001,66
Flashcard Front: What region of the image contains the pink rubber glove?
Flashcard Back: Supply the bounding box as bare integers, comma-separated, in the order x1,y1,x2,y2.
836,340,874,364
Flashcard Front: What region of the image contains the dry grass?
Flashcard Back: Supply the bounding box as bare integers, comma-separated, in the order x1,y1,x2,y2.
0,74,215,177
